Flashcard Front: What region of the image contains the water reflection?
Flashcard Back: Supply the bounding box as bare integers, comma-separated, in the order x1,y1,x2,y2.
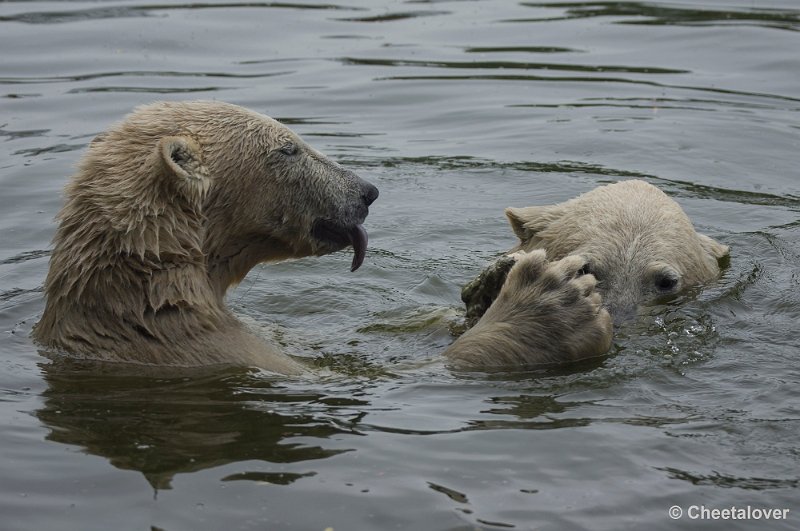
37,361,352,490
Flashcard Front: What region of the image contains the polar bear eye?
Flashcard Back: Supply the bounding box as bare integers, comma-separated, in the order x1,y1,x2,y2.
279,142,298,156
655,273,679,292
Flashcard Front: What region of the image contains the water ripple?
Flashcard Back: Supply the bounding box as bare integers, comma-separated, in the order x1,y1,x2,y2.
372,74,800,105
66,86,225,94
658,466,800,490
336,10,449,22
465,46,583,54
0,127,50,140
512,2,800,32
0,69,293,85
13,143,85,156
341,56,689,75
342,155,800,208
560,96,790,112
0,250,51,266
0,287,43,313
0,2,362,24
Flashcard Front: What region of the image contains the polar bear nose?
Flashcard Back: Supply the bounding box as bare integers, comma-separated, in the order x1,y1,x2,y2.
360,180,379,207
606,301,637,327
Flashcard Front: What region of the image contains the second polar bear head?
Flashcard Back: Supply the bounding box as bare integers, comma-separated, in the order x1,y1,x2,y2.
505,180,729,324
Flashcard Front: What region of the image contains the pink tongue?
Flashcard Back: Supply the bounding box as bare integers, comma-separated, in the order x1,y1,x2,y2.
349,224,368,272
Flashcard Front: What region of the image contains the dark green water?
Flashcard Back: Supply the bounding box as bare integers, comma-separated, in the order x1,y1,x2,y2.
1,1,798,530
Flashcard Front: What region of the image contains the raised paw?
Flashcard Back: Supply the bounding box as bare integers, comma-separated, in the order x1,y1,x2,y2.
539,254,613,359
445,252,613,369
500,249,549,291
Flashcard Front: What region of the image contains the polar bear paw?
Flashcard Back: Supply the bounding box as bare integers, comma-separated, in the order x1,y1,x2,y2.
499,250,613,363
446,250,613,368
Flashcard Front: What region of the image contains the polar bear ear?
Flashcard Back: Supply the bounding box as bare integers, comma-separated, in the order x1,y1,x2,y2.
158,136,210,201
697,233,730,262
505,205,564,243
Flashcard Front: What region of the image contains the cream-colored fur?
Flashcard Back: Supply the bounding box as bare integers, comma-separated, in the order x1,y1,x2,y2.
444,250,613,368
33,101,378,374
449,180,729,368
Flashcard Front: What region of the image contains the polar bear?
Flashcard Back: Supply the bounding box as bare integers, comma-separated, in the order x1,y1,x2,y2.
446,180,729,368
33,101,379,374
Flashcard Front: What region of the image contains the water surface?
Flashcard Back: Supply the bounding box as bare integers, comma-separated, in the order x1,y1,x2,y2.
1,1,799,529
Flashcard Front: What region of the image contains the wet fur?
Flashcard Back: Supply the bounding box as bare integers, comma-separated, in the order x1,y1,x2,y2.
504,180,728,319
444,251,613,368
449,180,729,369
33,101,376,374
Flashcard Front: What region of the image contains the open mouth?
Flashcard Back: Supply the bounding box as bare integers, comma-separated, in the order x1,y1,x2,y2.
311,219,369,272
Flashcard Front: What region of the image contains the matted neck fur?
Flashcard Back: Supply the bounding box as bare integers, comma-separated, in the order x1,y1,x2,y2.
33,101,378,373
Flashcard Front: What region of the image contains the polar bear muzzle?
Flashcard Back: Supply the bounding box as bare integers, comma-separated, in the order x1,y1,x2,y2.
311,220,370,272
